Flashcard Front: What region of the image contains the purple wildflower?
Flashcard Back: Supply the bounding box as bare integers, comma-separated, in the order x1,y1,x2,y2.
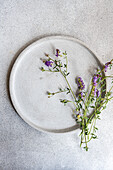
93,75,98,86
97,74,99,78
92,87,100,97
79,92,83,99
97,74,102,80
55,49,60,57
104,62,111,72
96,89,100,97
77,77,85,90
45,60,53,67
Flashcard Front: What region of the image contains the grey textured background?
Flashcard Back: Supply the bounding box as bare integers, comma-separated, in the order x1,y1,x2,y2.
0,0,113,170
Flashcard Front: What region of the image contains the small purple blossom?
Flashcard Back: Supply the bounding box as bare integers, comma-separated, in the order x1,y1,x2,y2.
93,75,98,86
79,92,83,99
93,74,102,86
105,64,108,72
96,89,100,97
97,74,102,80
92,87,100,97
45,60,53,67
77,77,85,90
104,62,111,72
97,74,99,78
55,49,60,57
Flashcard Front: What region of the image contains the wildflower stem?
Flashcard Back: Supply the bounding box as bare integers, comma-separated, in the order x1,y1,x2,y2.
41,50,113,151
60,71,75,99
44,70,59,72
66,55,68,73
48,89,69,97
109,86,113,92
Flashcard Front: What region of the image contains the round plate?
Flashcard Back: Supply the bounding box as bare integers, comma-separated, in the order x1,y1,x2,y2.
9,36,103,133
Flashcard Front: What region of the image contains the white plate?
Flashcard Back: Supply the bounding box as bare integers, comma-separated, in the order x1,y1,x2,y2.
9,36,103,133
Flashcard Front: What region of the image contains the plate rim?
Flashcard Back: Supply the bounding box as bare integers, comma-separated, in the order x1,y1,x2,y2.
9,35,103,134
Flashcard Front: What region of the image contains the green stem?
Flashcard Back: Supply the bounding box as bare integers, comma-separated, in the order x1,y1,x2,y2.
109,86,113,92
51,89,68,96
66,55,68,73
88,96,113,124
88,117,95,135
48,57,55,62
97,76,113,88
85,133,88,149
60,70,77,103
70,101,78,108
44,70,59,72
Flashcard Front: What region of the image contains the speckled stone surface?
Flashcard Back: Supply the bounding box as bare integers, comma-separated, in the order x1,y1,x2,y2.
0,0,113,170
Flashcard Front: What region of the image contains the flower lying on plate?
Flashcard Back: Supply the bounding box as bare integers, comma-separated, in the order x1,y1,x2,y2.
40,49,113,151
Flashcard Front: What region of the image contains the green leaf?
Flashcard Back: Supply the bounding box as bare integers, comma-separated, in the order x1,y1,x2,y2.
94,127,98,130
53,66,56,69
111,79,113,84
79,103,82,109
90,106,95,108
55,68,59,71
92,136,97,139
60,99,71,105
97,116,101,120
91,98,95,102
66,72,70,76
109,64,112,69
63,51,67,55
103,106,106,109
40,67,45,72
91,133,97,139
97,79,100,83
88,120,92,124
107,92,111,96
47,91,51,95
102,89,106,92
83,147,88,151
59,88,62,91
85,117,89,121
96,110,101,114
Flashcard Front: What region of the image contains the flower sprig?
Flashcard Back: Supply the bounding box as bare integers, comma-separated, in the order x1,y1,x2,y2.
40,49,113,151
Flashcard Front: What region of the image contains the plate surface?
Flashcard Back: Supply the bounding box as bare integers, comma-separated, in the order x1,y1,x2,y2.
9,36,103,133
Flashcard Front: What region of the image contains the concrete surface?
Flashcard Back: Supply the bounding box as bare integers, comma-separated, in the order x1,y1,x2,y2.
0,0,113,170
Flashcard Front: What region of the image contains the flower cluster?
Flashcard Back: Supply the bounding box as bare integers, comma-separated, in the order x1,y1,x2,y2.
92,75,98,97
79,91,83,99
92,74,101,97
55,49,60,57
45,60,53,67
77,77,85,90
40,49,113,151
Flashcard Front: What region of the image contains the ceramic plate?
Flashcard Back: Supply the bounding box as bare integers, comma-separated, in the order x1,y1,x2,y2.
9,36,103,133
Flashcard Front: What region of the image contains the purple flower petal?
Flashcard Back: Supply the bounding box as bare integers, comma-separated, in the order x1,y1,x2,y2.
55,49,60,57
96,89,100,97
45,61,53,67
93,75,98,87
104,62,111,72
77,77,85,90
80,92,83,99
